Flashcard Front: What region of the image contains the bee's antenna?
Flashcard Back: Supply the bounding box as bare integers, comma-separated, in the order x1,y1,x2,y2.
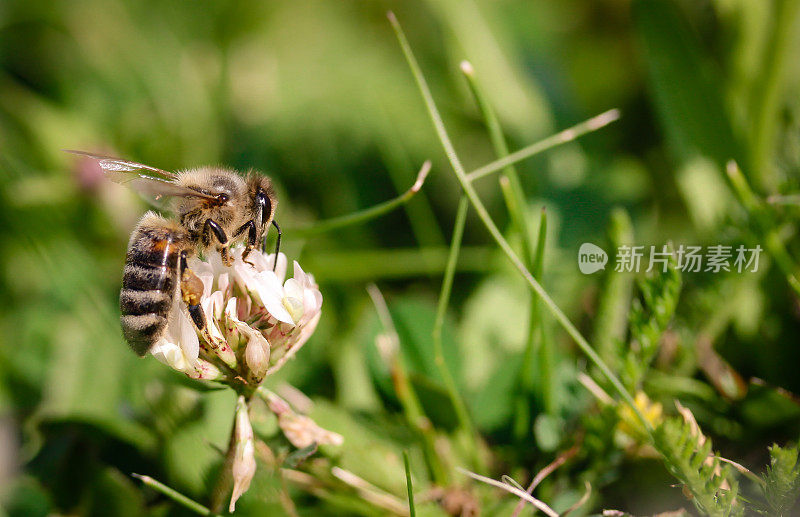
271,220,282,272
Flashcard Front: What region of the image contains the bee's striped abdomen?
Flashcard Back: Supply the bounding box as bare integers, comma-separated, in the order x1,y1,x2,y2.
120,214,187,356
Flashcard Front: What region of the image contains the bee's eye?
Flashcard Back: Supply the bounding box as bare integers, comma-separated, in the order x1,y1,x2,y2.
216,193,229,204
256,189,271,220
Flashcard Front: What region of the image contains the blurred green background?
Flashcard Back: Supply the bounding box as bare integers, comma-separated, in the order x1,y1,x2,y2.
2,0,800,515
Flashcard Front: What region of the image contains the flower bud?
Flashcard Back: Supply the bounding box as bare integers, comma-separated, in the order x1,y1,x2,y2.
245,335,270,380
229,396,256,513
277,412,344,449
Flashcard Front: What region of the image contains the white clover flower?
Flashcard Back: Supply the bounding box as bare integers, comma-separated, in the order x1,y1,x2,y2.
149,248,322,383
143,248,338,507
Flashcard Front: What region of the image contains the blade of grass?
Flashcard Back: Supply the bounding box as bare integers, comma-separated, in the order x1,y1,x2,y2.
289,161,431,237
460,61,533,258
465,109,620,182
431,194,483,470
403,451,416,517
132,474,215,516
388,11,650,435
592,208,635,372
513,209,553,435
531,210,554,413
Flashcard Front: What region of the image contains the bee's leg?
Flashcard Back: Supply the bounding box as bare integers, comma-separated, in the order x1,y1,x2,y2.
179,251,218,347
234,220,258,266
203,218,233,267
268,220,281,272
254,187,280,271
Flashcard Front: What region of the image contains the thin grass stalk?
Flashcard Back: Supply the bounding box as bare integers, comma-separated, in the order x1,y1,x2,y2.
403,451,416,517
388,12,651,435
132,474,215,516
460,60,534,266
465,109,620,182
431,195,483,469
290,161,430,237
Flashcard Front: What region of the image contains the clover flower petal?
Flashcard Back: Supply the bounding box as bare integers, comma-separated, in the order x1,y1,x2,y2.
150,299,199,372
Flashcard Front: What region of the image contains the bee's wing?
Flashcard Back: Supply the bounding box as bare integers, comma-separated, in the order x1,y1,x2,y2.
65,150,216,205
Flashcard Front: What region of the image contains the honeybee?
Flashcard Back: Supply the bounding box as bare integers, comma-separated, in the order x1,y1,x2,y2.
66,150,280,357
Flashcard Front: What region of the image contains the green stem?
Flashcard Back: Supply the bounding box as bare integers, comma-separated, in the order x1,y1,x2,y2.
289,161,431,237
132,474,215,516
431,195,482,468
465,109,620,182
388,12,651,436
403,451,416,517
727,161,800,296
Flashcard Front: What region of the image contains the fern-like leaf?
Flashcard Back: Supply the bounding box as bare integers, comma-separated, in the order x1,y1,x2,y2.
623,250,682,390
761,443,800,515
653,412,743,517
